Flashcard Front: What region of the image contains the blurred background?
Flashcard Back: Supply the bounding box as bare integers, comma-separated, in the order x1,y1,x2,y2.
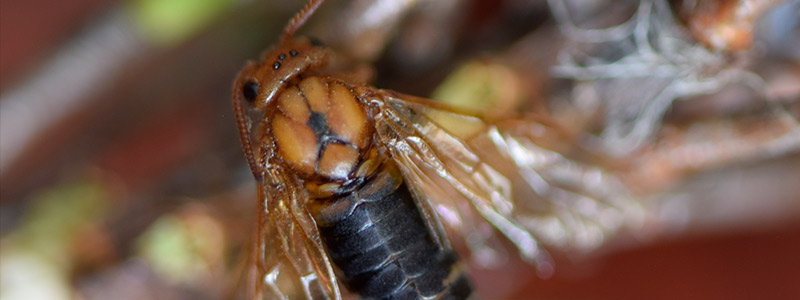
1,0,799,299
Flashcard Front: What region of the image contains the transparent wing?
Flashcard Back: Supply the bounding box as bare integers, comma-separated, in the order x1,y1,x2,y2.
236,156,343,300
370,89,644,271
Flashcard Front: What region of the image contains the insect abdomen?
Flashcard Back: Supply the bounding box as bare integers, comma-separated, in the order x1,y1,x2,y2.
312,168,472,299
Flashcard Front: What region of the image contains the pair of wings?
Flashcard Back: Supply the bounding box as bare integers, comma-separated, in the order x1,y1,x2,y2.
235,87,641,299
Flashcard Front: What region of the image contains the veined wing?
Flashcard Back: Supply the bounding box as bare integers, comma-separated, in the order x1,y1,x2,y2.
369,89,643,271
236,155,343,300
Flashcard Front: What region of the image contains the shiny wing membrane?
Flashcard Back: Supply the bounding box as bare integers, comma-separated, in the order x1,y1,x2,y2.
370,89,643,271
234,98,342,300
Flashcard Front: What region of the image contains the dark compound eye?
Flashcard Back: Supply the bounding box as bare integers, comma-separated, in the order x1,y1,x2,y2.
242,81,258,102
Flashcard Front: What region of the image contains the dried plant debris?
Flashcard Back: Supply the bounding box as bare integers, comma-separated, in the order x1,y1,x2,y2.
549,0,793,155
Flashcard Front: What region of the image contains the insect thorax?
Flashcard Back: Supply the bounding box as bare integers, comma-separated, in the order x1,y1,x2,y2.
270,75,380,198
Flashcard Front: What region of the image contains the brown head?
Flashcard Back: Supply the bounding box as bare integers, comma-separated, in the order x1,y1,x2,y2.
234,37,330,112
232,0,376,196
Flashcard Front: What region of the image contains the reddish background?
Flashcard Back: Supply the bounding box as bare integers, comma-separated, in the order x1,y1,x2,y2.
2,1,798,299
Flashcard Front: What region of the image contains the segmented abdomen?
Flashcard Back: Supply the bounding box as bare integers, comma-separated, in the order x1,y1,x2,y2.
312,170,472,299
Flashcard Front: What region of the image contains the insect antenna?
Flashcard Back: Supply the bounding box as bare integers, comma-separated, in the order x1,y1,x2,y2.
280,0,326,45
231,80,261,182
